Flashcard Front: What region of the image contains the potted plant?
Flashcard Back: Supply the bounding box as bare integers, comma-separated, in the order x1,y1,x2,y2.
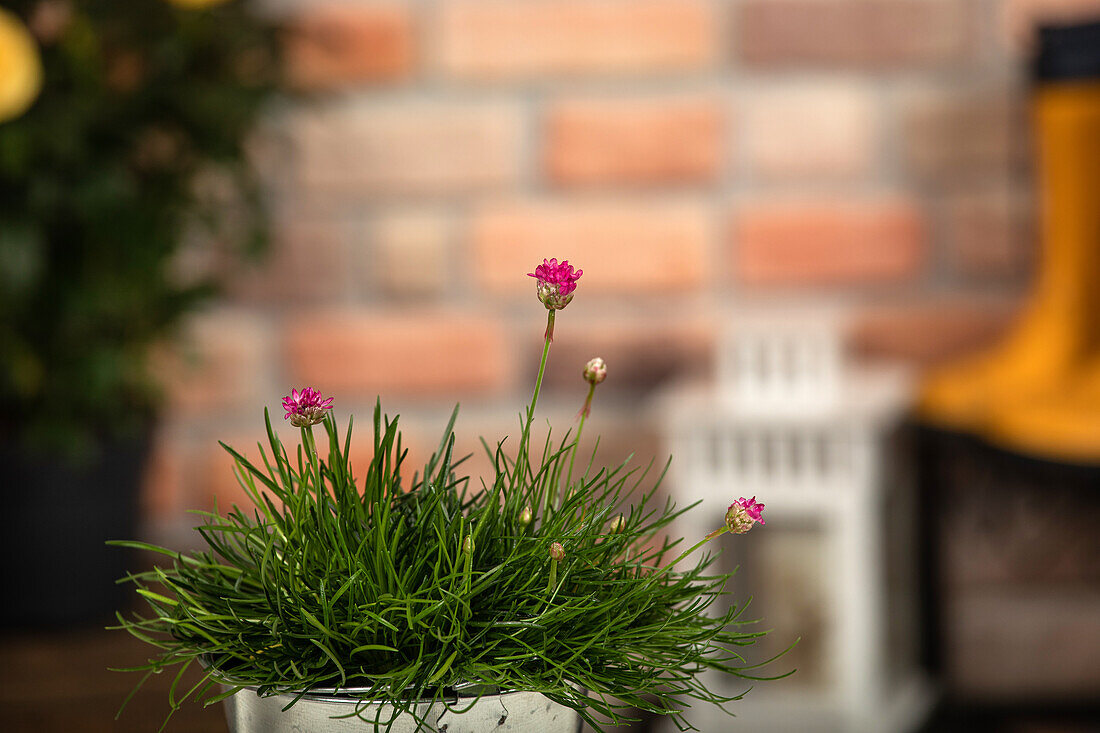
113,260,785,732
0,0,280,626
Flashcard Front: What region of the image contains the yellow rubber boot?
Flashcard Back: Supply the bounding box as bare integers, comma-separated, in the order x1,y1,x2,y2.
989,357,1100,463
918,81,1100,433
985,62,1100,462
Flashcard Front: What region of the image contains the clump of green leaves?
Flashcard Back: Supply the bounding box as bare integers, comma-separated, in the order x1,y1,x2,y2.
112,400,782,731
114,288,787,730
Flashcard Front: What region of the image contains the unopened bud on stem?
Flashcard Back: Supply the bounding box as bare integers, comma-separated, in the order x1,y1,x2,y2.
578,357,607,419
583,357,607,385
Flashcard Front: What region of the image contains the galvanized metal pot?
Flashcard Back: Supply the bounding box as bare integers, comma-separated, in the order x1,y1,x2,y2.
223,686,582,733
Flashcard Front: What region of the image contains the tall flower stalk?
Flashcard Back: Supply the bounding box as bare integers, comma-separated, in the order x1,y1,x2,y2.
514,259,582,492
513,309,555,490
283,387,333,494
565,357,607,502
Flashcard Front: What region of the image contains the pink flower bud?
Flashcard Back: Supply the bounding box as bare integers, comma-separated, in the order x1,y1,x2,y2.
583,357,607,385
528,258,582,310
549,542,565,561
519,506,533,525
725,496,765,535
282,387,334,428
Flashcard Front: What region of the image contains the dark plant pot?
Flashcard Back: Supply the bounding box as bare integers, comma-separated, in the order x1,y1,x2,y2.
0,432,150,628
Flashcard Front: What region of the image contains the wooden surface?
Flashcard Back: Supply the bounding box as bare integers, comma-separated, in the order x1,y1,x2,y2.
0,625,226,733
1,625,1095,732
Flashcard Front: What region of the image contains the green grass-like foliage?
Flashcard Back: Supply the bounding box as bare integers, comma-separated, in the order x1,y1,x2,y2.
113,403,778,731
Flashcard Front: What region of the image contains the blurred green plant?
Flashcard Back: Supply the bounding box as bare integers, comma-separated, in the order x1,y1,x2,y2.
0,0,282,457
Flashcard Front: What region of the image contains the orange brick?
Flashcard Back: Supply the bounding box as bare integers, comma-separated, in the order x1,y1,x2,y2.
344,426,427,489
371,210,452,298
141,433,192,521
284,3,416,89
849,297,1019,365
544,94,724,187
445,410,662,492
733,198,927,286
284,310,513,398
202,433,271,513
540,315,715,393
900,87,1029,183
159,310,273,415
742,82,877,181
233,217,351,304
293,100,522,196
736,0,971,68
561,417,662,485
944,187,1036,280
438,0,717,79
472,198,710,294
201,418,431,512
426,414,505,492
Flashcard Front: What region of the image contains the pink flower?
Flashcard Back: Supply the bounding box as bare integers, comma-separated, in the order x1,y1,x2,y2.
549,542,565,561
528,258,582,310
282,387,333,428
725,496,765,535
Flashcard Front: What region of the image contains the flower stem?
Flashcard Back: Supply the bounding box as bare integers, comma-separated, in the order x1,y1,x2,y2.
530,310,555,415
670,532,724,568
564,383,596,503
301,425,323,504
644,529,728,591
514,310,555,493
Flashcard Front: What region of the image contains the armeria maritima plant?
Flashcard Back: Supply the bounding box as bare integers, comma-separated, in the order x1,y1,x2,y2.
111,260,788,731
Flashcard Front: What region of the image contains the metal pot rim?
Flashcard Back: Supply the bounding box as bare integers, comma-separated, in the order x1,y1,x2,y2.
202,658,525,704
240,685,533,707
233,683,523,703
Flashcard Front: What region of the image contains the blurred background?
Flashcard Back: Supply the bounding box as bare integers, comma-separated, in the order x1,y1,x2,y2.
1,0,1099,731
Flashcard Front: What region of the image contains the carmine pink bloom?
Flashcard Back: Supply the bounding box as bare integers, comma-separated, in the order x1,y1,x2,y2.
282,387,333,428
725,496,765,535
528,258,582,310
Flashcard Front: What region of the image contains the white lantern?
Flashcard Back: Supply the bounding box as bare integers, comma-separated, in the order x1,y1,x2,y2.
657,304,933,733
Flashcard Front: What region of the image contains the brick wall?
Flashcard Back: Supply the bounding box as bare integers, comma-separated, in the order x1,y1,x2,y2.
145,0,1042,525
